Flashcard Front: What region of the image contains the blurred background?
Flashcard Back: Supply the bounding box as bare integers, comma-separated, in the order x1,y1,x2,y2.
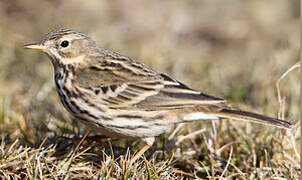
0,0,299,178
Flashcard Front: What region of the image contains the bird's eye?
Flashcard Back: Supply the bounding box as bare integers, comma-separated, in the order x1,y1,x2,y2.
60,40,69,48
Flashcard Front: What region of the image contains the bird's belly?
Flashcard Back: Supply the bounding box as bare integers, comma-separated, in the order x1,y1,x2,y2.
55,75,176,138
80,116,175,139
73,107,176,138
56,89,174,138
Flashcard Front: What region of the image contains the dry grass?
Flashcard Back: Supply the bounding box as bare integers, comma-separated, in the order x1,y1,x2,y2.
0,0,300,179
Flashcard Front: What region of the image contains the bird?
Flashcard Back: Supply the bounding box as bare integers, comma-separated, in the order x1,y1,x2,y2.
24,28,292,164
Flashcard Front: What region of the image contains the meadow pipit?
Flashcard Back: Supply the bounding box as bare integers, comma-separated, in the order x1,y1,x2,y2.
24,28,291,163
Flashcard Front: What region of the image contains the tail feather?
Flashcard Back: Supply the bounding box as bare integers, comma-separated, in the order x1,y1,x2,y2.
182,107,292,129
214,108,292,129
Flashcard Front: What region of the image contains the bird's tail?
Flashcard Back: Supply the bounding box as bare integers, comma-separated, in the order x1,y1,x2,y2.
182,107,292,129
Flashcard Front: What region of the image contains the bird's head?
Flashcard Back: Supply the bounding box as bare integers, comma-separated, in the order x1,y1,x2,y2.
24,28,100,66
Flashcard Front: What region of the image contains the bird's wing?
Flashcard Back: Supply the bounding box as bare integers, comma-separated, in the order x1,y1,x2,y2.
75,55,226,110
128,73,226,110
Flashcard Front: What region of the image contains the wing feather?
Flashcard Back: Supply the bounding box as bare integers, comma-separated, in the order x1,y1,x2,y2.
75,56,226,110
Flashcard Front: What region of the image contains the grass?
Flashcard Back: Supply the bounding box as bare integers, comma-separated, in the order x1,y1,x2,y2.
0,0,300,179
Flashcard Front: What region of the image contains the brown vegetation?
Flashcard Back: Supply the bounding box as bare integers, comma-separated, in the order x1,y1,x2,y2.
0,0,299,179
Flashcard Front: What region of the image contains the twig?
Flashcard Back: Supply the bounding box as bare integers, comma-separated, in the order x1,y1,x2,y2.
175,128,206,145
276,61,300,119
168,123,184,140
220,146,233,180
275,61,300,162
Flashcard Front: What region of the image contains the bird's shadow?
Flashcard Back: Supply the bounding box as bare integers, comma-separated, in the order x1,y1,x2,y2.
34,134,178,164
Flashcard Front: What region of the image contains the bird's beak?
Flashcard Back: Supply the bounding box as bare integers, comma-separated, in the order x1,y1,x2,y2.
23,43,47,50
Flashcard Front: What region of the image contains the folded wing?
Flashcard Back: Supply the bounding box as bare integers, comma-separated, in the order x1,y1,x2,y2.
75,56,226,110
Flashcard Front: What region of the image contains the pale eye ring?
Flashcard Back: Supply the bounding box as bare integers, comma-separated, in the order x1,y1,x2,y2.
60,40,69,48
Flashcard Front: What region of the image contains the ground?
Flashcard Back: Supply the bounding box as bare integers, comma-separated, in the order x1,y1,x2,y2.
0,0,300,179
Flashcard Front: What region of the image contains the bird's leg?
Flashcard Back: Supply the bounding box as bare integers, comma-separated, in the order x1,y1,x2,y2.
129,137,154,165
